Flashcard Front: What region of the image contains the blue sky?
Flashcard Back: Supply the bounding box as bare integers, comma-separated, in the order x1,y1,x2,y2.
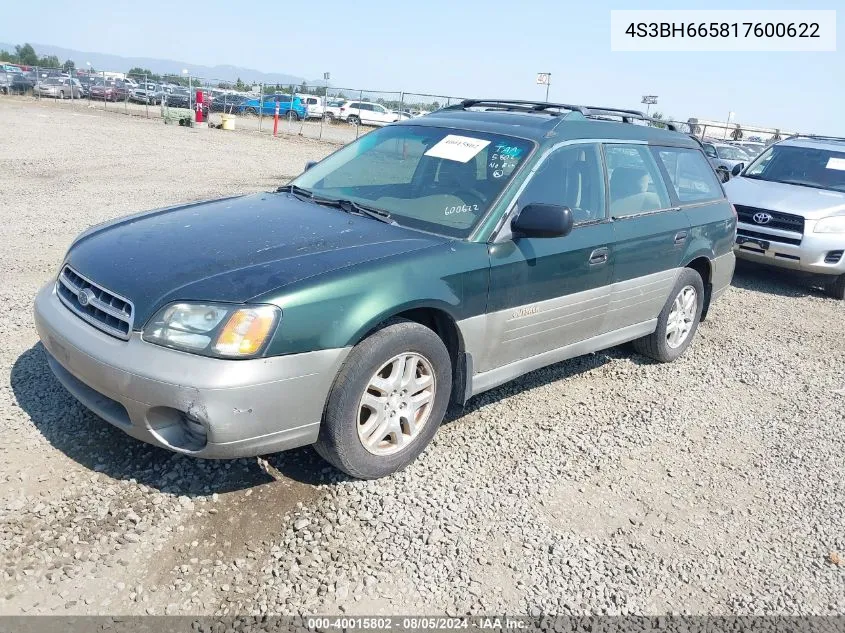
2,0,841,134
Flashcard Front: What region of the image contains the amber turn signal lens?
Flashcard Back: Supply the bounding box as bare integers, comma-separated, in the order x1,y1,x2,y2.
212,306,279,357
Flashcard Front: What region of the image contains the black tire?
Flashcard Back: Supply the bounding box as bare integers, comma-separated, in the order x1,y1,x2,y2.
245,106,258,116
286,110,299,122
632,267,705,363
347,115,360,126
323,112,334,122
59,91,65,99
314,319,452,479
826,274,845,300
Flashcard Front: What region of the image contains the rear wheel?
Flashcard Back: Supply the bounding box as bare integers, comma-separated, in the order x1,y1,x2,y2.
347,115,360,126
633,268,705,363
323,112,334,122
59,90,65,99
245,106,258,116
826,274,845,300
314,319,452,479
286,110,299,122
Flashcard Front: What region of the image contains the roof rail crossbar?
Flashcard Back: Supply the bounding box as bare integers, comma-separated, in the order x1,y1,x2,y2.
584,106,679,132
455,99,588,115
787,134,845,143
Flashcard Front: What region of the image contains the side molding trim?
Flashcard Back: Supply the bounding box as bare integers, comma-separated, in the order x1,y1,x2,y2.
469,319,657,397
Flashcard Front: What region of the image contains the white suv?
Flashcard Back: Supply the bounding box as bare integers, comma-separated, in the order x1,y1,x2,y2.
724,135,845,299
339,101,401,127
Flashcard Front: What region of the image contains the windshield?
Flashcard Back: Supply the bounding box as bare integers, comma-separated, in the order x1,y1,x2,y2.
716,145,748,160
292,125,534,238
744,144,845,192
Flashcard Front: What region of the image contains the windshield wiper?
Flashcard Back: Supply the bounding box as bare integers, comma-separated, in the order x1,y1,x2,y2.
313,197,397,225
276,184,314,200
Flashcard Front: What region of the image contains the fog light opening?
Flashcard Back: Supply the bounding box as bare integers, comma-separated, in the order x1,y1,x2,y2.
179,412,208,451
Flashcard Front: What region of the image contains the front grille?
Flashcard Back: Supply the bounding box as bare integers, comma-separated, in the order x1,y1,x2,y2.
56,266,134,340
825,250,844,264
737,228,802,246
735,205,805,234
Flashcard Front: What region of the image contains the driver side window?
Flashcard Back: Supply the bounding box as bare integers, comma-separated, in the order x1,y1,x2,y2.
519,144,606,224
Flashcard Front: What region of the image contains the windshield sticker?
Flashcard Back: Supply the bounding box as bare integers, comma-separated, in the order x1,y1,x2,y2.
826,157,845,171
425,135,491,163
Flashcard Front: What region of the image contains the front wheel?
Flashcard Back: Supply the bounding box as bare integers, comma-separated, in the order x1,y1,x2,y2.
632,268,705,363
245,106,258,116
314,320,452,479
285,110,299,122
826,274,845,300
323,112,334,122
347,115,360,126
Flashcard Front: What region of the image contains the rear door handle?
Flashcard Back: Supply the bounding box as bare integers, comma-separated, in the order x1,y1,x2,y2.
589,247,609,265
674,231,688,245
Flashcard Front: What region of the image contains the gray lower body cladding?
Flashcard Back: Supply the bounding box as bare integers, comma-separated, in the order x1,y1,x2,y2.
34,282,349,458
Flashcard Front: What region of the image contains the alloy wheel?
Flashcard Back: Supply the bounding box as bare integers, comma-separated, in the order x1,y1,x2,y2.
666,285,697,348
357,353,436,456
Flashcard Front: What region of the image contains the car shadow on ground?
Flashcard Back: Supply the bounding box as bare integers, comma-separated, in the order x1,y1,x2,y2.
730,259,830,299
11,342,343,494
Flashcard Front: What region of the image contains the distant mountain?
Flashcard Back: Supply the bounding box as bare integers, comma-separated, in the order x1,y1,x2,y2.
0,42,305,85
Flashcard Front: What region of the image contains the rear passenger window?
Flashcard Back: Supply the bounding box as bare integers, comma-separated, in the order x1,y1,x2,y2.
655,147,723,203
604,145,671,217
520,144,606,224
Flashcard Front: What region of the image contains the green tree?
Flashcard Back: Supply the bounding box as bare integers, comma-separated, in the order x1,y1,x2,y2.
62,59,75,72
730,124,743,141
39,55,60,68
15,43,38,65
0,50,13,62
431,100,441,110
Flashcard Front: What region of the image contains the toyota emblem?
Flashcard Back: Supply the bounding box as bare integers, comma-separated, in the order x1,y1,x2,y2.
753,212,773,225
77,288,95,307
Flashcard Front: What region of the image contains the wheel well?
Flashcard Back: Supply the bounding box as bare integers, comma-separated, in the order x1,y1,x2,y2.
390,308,467,404
685,257,713,321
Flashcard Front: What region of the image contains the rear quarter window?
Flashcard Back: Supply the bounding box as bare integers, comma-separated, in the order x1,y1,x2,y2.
654,147,723,203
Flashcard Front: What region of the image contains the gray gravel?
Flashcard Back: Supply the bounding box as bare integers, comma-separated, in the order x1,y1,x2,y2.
1,97,844,617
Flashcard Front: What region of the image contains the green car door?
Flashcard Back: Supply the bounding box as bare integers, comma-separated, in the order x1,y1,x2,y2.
479,143,614,373
603,143,691,331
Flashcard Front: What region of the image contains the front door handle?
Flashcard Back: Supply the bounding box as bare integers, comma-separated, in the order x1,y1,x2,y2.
589,247,609,265
674,231,688,245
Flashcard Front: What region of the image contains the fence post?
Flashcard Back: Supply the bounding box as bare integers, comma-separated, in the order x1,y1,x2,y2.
102,71,107,109
34,67,39,100
259,84,264,132
356,89,363,139
69,69,74,105
399,92,404,118
124,74,128,114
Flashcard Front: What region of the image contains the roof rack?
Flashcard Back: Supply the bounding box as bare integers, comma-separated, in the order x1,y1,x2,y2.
446,99,680,132
449,99,588,115
583,106,679,132
786,134,845,143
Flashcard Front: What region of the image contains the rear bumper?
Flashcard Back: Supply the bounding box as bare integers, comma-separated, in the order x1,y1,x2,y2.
734,223,845,276
34,282,349,458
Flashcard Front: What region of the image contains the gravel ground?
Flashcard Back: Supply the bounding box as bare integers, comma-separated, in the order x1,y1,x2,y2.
1,97,843,617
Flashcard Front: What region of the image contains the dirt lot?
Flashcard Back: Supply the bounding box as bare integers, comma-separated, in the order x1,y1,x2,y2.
1,97,843,617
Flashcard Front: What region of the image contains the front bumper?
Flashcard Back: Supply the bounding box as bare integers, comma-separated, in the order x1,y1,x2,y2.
34,282,349,458
733,222,845,276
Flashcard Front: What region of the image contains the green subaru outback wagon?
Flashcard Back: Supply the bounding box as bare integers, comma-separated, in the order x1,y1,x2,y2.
34,99,736,479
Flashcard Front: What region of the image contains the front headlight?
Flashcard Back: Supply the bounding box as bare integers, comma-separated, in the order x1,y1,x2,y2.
814,216,845,234
142,302,280,358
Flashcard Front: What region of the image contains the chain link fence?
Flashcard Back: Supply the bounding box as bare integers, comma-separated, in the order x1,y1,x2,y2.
2,67,473,145
2,66,806,147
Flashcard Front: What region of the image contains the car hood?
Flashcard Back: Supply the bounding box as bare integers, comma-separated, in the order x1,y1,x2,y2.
725,176,845,218
65,192,446,327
